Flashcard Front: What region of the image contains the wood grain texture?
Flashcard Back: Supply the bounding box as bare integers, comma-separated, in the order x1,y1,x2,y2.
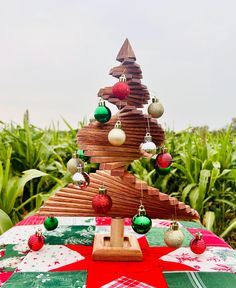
92,234,143,261
77,107,165,167
38,170,199,220
38,38,200,222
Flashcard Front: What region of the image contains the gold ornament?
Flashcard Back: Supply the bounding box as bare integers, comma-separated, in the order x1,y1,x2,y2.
164,221,184,248
67,153,84,175
148,97,164,118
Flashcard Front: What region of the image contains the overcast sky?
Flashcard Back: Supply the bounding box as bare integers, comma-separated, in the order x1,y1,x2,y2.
0,0,236,131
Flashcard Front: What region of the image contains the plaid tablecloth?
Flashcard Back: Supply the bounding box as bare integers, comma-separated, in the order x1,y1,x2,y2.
0,216,235,287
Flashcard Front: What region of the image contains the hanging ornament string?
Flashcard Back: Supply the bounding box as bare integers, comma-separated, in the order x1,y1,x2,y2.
131,179,152,234
140,104,157,156
174,203,177,221
146,114,151,134
118,100,122,122
140,179,144,204
139,180,144,214
117,69,126,120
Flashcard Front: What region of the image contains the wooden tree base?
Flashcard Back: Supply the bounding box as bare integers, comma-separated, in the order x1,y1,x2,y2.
92,234,143,261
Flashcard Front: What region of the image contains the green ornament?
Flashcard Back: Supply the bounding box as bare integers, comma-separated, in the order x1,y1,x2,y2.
44,216,58,231
131,204,152,234
156,166,171,175
77,149,88,162
94,98,111,123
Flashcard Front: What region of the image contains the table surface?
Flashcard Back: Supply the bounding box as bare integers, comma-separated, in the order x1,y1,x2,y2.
0,216,235,288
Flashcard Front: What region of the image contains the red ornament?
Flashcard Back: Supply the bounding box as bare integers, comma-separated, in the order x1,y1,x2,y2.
92,186,112,214
112,75,130,100
156,150,172,168
28,229,44,251
190,232,206,254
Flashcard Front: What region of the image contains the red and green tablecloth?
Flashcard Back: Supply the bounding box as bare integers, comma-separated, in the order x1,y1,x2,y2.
0,216,235,287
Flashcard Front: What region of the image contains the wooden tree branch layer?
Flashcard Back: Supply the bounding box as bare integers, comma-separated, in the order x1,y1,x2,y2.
77,107,164,168
98,40,150,109
38,170,199,220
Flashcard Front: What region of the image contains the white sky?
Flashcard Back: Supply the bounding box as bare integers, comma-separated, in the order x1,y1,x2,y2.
0,0,236,131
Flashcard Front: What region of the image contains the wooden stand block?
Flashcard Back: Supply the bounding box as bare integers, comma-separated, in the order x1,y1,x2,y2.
92,234,143,261
92,217,143,261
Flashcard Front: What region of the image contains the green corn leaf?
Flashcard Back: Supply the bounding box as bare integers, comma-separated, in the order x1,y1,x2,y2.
215,199,236,209
3,169,48,214
220,218,236,238
197,170,211,212
202,159,213,170
0,209,13,234
172,162,194,183
2,146,12,193
193,157,201,182
3,176,21,214
20,169,48,188
35,193,52,211
0,162,3,202
218,169,231,178
203,211,215,231
146,169,156,186
212,161,221,169
182,183,197,202
189,187,199,210
208,168,220,192
160,173,173,192
225,169,236,180
11,210,22,224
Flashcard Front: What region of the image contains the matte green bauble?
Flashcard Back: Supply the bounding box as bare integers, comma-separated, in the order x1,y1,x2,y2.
44,216,59,231
156,166,171,175
94,105,111,123
132,214,152,234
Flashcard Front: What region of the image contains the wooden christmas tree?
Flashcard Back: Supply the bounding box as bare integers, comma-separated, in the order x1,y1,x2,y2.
39,39,199,261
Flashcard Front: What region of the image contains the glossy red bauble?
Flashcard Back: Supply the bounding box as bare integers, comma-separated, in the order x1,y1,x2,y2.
92,194,112,214
28,230,44,251
156,152,172,168
190,232,206,254
112,81,130,100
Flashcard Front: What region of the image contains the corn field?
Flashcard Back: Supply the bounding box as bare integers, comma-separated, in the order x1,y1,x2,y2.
0,113,235,248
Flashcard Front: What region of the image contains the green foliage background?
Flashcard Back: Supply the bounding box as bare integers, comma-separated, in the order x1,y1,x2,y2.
0,112,235,248
130,126,236,248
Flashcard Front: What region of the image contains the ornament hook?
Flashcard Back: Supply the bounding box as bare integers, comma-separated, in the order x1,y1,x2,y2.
119,74,127,82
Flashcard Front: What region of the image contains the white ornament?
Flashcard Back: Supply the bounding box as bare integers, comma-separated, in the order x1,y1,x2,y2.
72,165,90,189
140,132,157,154
108,120,126,146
